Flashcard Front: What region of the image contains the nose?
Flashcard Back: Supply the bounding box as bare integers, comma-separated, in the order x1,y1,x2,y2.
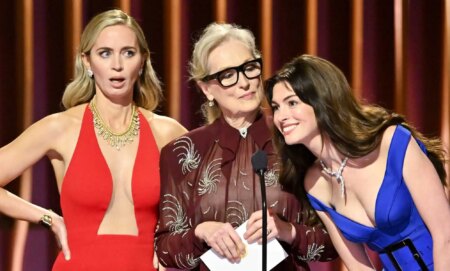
112,54,123,71
275,105,289,122
236,71,250,89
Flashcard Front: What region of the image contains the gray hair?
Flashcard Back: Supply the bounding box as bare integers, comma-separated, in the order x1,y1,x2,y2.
189,23,261,123
189,23,261,81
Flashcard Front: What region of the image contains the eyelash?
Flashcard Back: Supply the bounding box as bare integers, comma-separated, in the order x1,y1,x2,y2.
98,50,136,58
124,50,135,57
288,100,298,107
99,50,111,58
271,99,298,111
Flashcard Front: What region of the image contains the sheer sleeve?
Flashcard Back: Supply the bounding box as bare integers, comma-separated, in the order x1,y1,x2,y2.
290,219,338,263
155,137,205,269
278,196,338,265
266,182,338,268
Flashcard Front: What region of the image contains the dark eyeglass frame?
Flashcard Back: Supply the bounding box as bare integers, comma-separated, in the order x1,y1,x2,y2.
201,58,263,87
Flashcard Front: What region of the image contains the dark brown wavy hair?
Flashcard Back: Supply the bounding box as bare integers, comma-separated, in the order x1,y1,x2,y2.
265,54,447,225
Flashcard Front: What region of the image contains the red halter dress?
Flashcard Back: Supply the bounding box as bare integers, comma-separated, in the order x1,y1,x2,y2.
52,105,160,271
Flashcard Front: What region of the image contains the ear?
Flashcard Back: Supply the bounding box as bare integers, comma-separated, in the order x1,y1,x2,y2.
81,53,91,70
197,80,214,101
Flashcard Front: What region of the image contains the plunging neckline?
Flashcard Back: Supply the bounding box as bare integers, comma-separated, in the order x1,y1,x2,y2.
91,106,142,236
309,127,399,231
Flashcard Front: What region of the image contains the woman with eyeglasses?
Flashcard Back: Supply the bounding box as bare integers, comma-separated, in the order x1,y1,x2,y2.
154,23,337,271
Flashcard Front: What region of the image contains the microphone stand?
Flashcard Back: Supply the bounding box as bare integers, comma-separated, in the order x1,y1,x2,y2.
256,167,268,271
252,150,268,271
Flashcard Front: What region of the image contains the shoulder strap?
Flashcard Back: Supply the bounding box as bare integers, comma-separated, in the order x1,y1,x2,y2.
307,193,330,212
387,125,427,178
389,125,411,177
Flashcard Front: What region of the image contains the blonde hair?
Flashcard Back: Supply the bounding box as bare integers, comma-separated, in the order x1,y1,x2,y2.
62,9,162,110
189,23,261,123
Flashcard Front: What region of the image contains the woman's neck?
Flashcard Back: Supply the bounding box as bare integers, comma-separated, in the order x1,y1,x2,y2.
309,135,346,167
223,109,259,130
92,95,135,132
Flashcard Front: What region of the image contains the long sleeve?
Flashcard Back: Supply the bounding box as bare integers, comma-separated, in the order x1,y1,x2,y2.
265,182,338,270
155,136,205,269
289,210,338,263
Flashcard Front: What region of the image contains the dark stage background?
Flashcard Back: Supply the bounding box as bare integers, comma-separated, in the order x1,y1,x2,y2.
0,0,449,270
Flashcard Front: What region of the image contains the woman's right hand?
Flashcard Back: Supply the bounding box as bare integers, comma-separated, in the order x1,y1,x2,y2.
49,212,71,261
194,221,246,263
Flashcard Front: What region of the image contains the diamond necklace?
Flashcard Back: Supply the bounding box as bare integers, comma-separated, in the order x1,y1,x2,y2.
320,157,349,198
90,99,140,151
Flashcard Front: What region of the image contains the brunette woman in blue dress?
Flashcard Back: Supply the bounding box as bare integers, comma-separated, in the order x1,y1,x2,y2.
265,54,450,270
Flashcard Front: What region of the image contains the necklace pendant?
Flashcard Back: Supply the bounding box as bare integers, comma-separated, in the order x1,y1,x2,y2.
319,157,349,198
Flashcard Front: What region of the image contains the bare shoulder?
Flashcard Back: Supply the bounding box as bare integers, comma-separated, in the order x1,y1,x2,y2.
0,104,86,173
304,161,333,204
39,104,86,154
18,104,83,143
43,104,85,133
380,125,397,146
140,109,188,150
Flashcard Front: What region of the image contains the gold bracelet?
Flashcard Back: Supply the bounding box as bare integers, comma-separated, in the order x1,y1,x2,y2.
39,212,53,228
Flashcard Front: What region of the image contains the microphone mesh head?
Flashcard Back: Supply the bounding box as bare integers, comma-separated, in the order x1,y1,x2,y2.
251,150,268,171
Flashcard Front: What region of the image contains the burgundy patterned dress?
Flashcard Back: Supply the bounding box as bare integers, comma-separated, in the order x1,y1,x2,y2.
155,112,337,271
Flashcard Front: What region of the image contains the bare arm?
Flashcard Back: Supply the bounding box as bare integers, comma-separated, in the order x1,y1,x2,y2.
0,113,73,259
403,137,450,270
316,211,374,269
147,112,188,151
304,165,373,268
0,114,65,219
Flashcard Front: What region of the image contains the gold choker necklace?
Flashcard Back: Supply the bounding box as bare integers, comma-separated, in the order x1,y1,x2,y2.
90,99,140,151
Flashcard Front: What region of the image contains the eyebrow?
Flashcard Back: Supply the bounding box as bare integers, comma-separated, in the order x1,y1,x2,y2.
282,94,297,102
211,57,255,73
272,94,297,106
94,46,137,51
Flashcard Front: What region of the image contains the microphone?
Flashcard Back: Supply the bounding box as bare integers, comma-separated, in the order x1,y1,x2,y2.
251,150,268,271
252,149,268,176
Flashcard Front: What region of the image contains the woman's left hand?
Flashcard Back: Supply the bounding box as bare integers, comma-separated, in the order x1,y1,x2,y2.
243,209,295,244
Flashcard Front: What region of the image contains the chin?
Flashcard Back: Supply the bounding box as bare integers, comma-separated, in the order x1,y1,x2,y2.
239,104,260,114
283,136,301,145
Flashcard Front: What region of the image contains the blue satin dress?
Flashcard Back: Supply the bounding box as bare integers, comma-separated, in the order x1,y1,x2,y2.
308,125,433,270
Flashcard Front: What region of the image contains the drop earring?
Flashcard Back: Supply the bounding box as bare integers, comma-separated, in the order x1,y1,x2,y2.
87,69,93,78
139,69,143,76
208,100,214,107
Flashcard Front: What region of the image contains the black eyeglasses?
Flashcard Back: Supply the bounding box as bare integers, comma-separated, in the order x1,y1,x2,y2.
202,58,263,87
